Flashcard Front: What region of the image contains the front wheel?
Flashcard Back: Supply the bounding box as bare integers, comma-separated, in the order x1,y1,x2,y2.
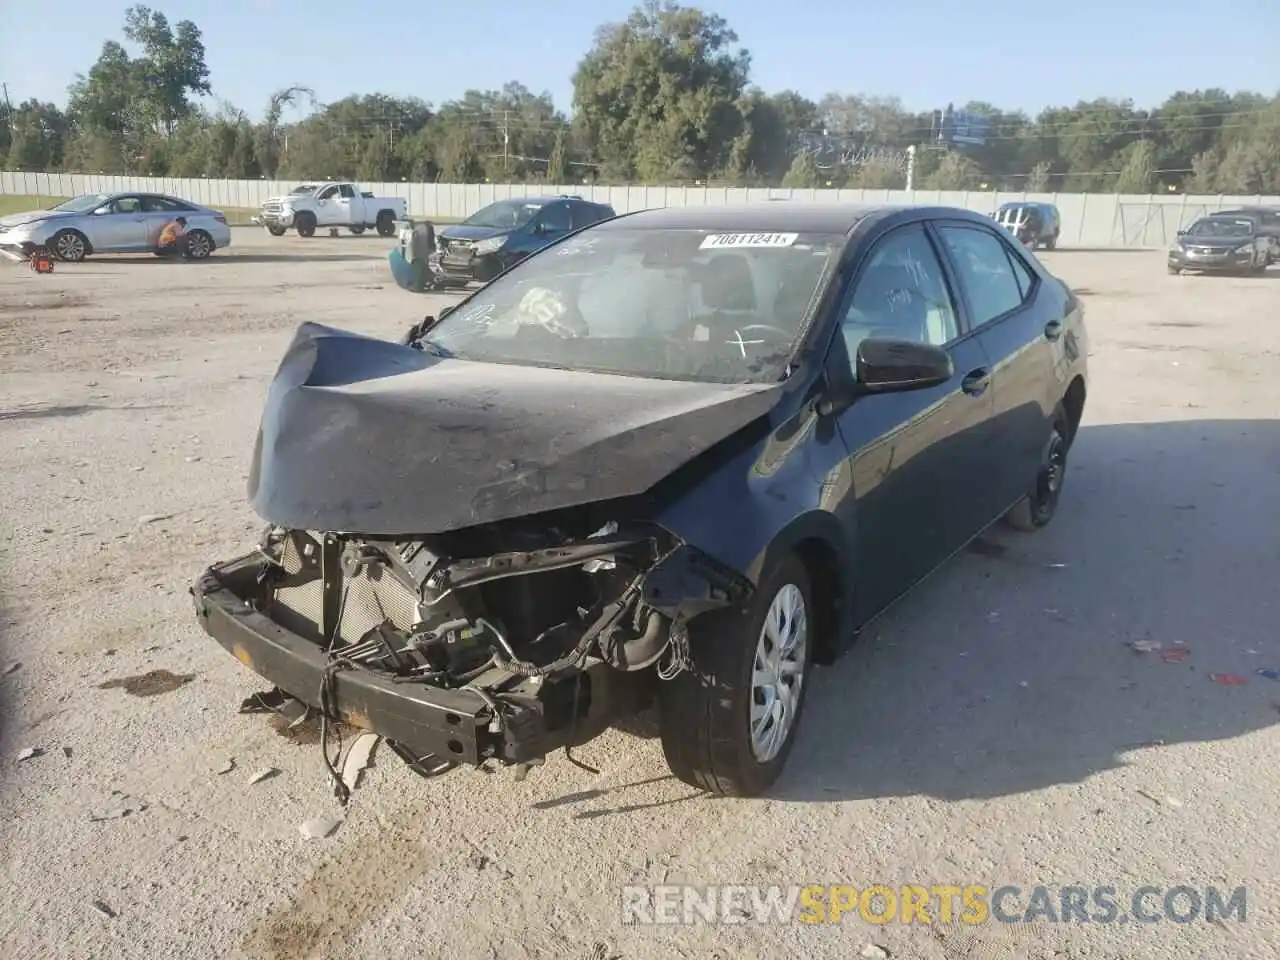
266,225,287,237
1004,410,1070,531
349,225,366,235
1045,233,1058,250
657,553,815,797
295,211,317,238
50,229,88,262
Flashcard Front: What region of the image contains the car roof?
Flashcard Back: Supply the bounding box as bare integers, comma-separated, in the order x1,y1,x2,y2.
1197,215,1254,225
490,195,588,207
593,202,919,234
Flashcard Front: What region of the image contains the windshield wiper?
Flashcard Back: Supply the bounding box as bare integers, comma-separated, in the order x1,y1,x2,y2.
416,338,454,358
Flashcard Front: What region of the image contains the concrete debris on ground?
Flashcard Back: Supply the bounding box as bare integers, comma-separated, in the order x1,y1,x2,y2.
341,733,379,792
247,766,278,785
90,900,117,919
17,746,43,761
298,816,342,839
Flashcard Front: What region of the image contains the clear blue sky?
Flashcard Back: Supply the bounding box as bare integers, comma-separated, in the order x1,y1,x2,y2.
1,0,1276,120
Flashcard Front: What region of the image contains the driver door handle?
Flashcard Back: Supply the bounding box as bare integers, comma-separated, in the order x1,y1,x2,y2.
961,368,990,396
1044,318,1064,341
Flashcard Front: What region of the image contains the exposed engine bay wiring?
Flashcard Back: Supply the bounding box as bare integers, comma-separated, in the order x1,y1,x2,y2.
239,521,745,794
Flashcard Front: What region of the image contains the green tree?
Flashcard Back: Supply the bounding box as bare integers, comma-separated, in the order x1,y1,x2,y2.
780,151,820,188
547,128,570,183
1113,139,1156,193
123,5,211,136
925,151,982,190
1026,160,1053,192
5,100,70,170
572,1,750,182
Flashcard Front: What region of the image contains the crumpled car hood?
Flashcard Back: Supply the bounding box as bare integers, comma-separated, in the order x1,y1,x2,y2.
439,224,510,242
247,323,782,535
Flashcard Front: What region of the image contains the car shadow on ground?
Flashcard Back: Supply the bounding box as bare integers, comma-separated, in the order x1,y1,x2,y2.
756,417,1280,802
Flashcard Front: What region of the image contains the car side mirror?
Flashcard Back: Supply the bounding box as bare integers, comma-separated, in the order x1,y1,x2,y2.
1176,229,1187,237
93,206,111,215
438,304,456,320
856,338,954,394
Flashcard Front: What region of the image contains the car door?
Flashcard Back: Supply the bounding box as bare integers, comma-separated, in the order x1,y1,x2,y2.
826,222,997,623
337,183,361,225
91,195,147,252
140,195,187,248
934,220,1058,515
533,201,573,248
314,184,341,225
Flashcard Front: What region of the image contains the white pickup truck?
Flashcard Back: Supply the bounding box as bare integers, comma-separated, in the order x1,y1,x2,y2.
253,182,408,238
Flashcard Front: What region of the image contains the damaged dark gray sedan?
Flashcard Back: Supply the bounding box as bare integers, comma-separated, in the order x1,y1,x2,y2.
192,203,1088,797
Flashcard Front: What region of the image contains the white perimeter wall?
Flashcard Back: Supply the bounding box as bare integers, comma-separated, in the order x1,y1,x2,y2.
4,170,1278,249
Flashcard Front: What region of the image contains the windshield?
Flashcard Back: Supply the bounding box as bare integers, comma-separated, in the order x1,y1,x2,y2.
418,227,843,384
289,185,318,195
1188,219,1253,239
51,193,111,213
463,199,545,230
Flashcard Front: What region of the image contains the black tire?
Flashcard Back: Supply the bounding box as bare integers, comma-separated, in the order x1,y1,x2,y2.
182,230,214,260
1167,265,1181,275
1045,232,1058,250
266,225,287,237
375,210,396,237
295,211,317,238
1004,407,1070,532
657,552,815,797
50,229,88,262
349,225,366,235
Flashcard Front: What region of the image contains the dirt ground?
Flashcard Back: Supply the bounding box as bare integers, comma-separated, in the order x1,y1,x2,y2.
1,228,1279,960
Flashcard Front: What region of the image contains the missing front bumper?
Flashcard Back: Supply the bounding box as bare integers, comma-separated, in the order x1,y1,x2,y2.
191,554,652,767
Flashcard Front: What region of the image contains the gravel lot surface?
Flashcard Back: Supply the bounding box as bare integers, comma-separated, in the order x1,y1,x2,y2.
2,229,1278,960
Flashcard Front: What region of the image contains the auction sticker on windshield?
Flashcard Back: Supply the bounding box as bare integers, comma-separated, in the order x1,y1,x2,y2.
700,232,799,249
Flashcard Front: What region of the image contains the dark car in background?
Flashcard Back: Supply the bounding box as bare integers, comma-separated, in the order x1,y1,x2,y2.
1212,207,1280,264
994,201,1061,250
1168,216,1270,275
194,203,1087,799
430,195,616,285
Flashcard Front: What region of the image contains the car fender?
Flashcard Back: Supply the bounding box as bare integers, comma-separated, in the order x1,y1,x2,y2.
652,404,856,656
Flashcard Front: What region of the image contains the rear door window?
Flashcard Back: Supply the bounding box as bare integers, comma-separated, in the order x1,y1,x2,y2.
936,224,1031,327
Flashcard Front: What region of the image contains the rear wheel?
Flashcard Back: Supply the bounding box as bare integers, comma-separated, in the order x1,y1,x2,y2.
51,229,88,262
295,211,317,238
1005,409,1069,531
375,210,396,237
183,230,214,260
657,553,815,797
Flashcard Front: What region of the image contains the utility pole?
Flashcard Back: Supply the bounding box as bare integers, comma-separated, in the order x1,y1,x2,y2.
905,144,917,192
1,83,13,129
502,111,510,175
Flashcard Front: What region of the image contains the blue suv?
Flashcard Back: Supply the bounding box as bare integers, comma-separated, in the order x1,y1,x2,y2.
390,195,615,291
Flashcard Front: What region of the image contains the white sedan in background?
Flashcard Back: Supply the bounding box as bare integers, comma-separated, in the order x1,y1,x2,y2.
0,191,232,262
